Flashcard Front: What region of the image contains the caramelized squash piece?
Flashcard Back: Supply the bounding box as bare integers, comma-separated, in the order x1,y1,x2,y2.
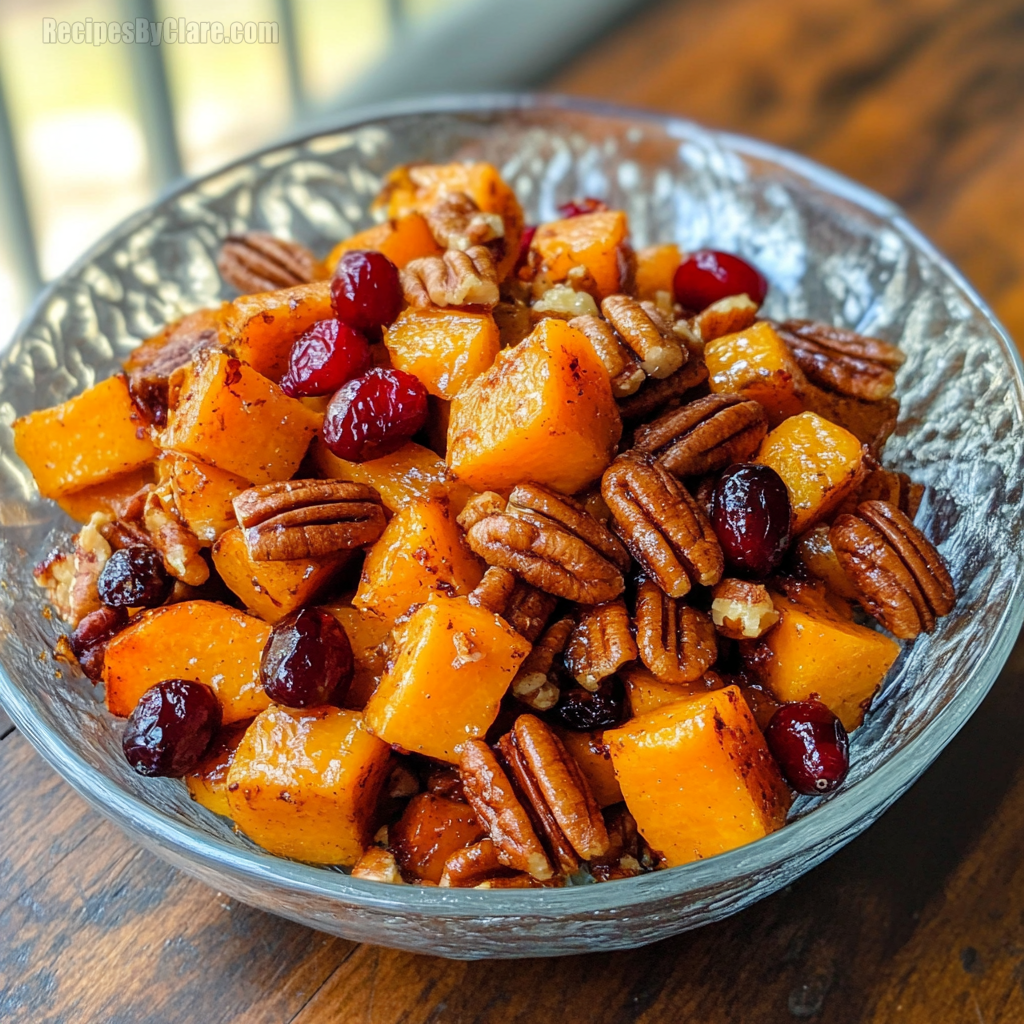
14,375,157,499
447,317,621,494
227,706,391,865
185,722,249,818
531,210,628,299
796,524,861,601
364,594,530,762
705,321,805,426
756,411,866,534
606,686,791,866
554,729,623,809
162,350,320,484
384,307,500,400
212,527,350,624
389,792,487,883
166,454,250,544
354,498,484,624
55,464,155,523
322,213,442,275
324,603,392,709
621,664,722,717
761,588,900,731
102,600,271,722
634,243,682,301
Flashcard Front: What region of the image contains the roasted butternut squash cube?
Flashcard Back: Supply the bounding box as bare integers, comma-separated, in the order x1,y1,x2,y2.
756,411,866,534
447,317,621,494
322,213,442,275
324,603,392,709
796,524,861,601
705,321,805,426
531,210,628,300
389,792,487,883
364,595,530,762
211,527,350,624
102,600,271,722
166,454,250,544
314,439,474,514
634,243,682,301
227,706,391,865
761,588,900,731
354,498,484,624
554,729,622,809
55,464,155,523
228,280,334,382
185,722,249,818
621,664,722,717
162,350,320,484
384,307,500,400
606,686,791,866
14,375,157,499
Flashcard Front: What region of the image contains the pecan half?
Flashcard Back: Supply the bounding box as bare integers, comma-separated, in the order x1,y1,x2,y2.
688,294,759,343
424,191,505,251
590,804,643,882
511,615,575,711
710,579,780,639
601,294,685,379
401,246,500,308
456,490,507,532
635,579,717,683
467,566,517,615
233,479,385,561
830,500,955,639
602,454,724,598
564,599,637,691
439,839,516,888
631,393,768,478
616,359,709,423
503,581,559,643
778,320,904,402
568,314,646,397
144,487,210,586
217,232,317,293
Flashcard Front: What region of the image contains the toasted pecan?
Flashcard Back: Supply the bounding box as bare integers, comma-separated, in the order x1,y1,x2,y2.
511,615,575,711
601,294,685,379
616,359,709,423
564,599,637,691
217,232,317,293
503,581,559,643
568,314,646,397
467,566,518,615
424,191,505,251
401,246,500,308
634,579,717,683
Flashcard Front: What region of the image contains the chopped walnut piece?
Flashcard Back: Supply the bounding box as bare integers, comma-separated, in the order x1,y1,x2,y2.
401,246,500,308
634,579,717,684
710,579,780,639
533,284,599,319
601,294,685,379
351,847,405,884
34,512,114,626
424,191,505,251
564,599,637,691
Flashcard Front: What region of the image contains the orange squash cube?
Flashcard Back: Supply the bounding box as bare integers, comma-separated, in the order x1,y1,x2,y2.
102,600,271,722
634,243,682,301
756,411,866,534
185,722,249,818
354,498,484,624
705,321,805,426
554,729,623,809
166,454,250,544
621,664,722,717
14,375,157,499
795,524,861,601
531,210,628,299
211,527,350,624
55,464,156,523
322,213,442,275
447,317,621,494
606,686,791,866
364,594,530,762
162,350,320,485
324,603,392,709
761,588,900,731
389,792,487,883
227,706,391,865
384,307,500,400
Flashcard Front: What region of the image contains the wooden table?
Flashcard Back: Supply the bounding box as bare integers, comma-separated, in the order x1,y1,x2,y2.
3,0,1024,1019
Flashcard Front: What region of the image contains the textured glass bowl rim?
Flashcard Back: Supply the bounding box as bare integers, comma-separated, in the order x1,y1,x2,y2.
2,92,1022,921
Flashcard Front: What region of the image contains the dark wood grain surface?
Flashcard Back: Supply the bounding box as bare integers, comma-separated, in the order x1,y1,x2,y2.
3,0,1023,1020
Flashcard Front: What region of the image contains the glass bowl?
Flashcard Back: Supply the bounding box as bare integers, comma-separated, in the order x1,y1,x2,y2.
0,95,1022,960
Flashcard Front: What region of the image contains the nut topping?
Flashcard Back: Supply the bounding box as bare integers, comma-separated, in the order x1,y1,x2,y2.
233,479,385,561
217,232,317,294
424,191,505,251
616,359,709,423
503,581,559,643
564,599,637,691
635,579,717,683
710,579,780,639
631,393,768,478
351,847,405,884
830,500,955,639
439,839,514,888
602,454,724,598
456,490,507,532
467,566,517,615
568,314,646,397
401,246,500,308
511,615,575,711
601,294,686,379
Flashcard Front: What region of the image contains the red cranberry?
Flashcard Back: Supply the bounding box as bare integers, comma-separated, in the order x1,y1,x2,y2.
673,250,768,310
122,679,222,777
552,677,626,731
322,367,428,462
766,700,849,795
712,464,792,578
70,605,129,680
97,546,173,608
515,225,537,271
260,607,353,708
330,249,402,332
557,197,608,218
280,318,372,397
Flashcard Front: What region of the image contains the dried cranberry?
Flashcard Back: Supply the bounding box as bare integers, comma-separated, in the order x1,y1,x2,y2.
322,367,428,462
673,249,768,310
122,679,221,777
515,225,537,271
712,464,792,578
280,318,372,397
260,607,353,708
766,700,849,795
70,605,129,680
330,249,402,332
552,677,627,731
97,546,173,608
557,197,608,218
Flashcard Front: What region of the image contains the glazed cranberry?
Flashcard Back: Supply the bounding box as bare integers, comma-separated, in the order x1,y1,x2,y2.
553,677,627,731
515,224,537,270
766,700,849,795
122,679,221,777
712,464,792,578
97,546,173,608
673,249,768,310
557,197,608,218
260,607,354,708
70,605,129,680
280,318,372,397
322,367,428,462
330,249,402,332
